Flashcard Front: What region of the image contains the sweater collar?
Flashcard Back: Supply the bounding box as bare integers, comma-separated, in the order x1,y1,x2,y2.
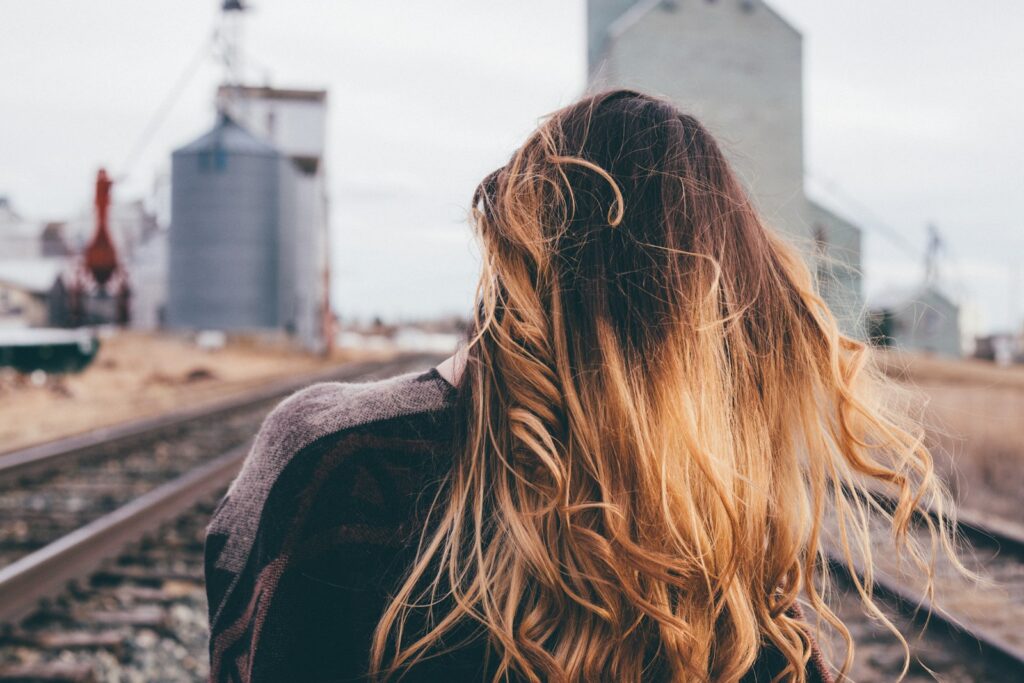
435,342,468,389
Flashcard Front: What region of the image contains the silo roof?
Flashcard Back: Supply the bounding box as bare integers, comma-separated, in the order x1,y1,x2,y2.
174,115,280,156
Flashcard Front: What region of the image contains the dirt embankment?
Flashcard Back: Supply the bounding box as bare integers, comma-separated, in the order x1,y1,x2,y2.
876,350,1024,525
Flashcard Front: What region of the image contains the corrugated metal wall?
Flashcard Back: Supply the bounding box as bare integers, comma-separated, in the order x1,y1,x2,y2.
286,171,324,350
167,117,282,330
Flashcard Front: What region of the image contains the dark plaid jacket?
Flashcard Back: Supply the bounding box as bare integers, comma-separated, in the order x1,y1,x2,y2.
204,367,833,682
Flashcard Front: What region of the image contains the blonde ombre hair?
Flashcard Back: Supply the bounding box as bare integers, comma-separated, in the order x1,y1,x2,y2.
370,90,957,682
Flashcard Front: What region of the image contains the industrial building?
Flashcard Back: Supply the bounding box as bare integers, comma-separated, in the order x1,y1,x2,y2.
867,286,961,357
0,186,160,330
0,197,71,260
0,260,65,328
0,1,332,350
167,85,330,352
0,197,70,328
809,200,864,333
587,0,866,337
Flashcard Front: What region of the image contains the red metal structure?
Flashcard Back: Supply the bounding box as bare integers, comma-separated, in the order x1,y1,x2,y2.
66,169,131,326
85,169,118,287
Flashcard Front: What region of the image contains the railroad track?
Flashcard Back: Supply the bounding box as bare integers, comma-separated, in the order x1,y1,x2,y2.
0,353,443,484
823,503,1024,681
6,501,1019,683
0,496,219,681
0,353,444,570
0,354,443,628
0,354,1020,681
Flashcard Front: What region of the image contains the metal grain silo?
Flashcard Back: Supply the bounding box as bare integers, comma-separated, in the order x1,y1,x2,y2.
167,115,284,330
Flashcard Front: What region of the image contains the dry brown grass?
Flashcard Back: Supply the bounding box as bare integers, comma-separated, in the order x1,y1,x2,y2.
0,331,386,453
875,349,1024,525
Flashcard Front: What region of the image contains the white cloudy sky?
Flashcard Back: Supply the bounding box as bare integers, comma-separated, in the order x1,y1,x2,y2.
1,1,1021,332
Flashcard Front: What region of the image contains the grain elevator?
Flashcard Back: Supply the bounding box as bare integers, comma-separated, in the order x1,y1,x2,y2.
167,86,330,352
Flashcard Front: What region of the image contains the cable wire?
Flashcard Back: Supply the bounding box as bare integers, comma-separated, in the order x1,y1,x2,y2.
805,169,922,260
116,29,217,181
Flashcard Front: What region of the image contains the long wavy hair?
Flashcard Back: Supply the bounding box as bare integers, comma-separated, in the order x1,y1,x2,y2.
370,90,958,682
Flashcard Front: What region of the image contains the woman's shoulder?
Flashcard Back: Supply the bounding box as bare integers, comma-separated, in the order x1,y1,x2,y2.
206,365,456,578
247,364,454,464
204,365,458,678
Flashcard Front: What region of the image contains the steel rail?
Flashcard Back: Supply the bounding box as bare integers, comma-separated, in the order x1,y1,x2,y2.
0,444,247,624
823,489,1024,668
859,487,1024,558
825,537,1024,671
0,353,437,482
950,506,1024,556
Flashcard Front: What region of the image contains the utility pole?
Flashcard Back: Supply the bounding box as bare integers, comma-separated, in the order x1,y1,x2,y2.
214,1,250,121
218,1,247,86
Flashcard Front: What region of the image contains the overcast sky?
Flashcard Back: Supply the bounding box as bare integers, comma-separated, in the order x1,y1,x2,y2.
1,1,1021,332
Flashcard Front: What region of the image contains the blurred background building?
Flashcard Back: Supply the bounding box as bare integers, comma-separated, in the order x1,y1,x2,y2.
867,226,962,356
867,285,960,357
163,4,330,352
0,197,71,328
588,0,867,336
167,86,330,352
0,0,998,363
809,200,863,331
589,0,808,240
